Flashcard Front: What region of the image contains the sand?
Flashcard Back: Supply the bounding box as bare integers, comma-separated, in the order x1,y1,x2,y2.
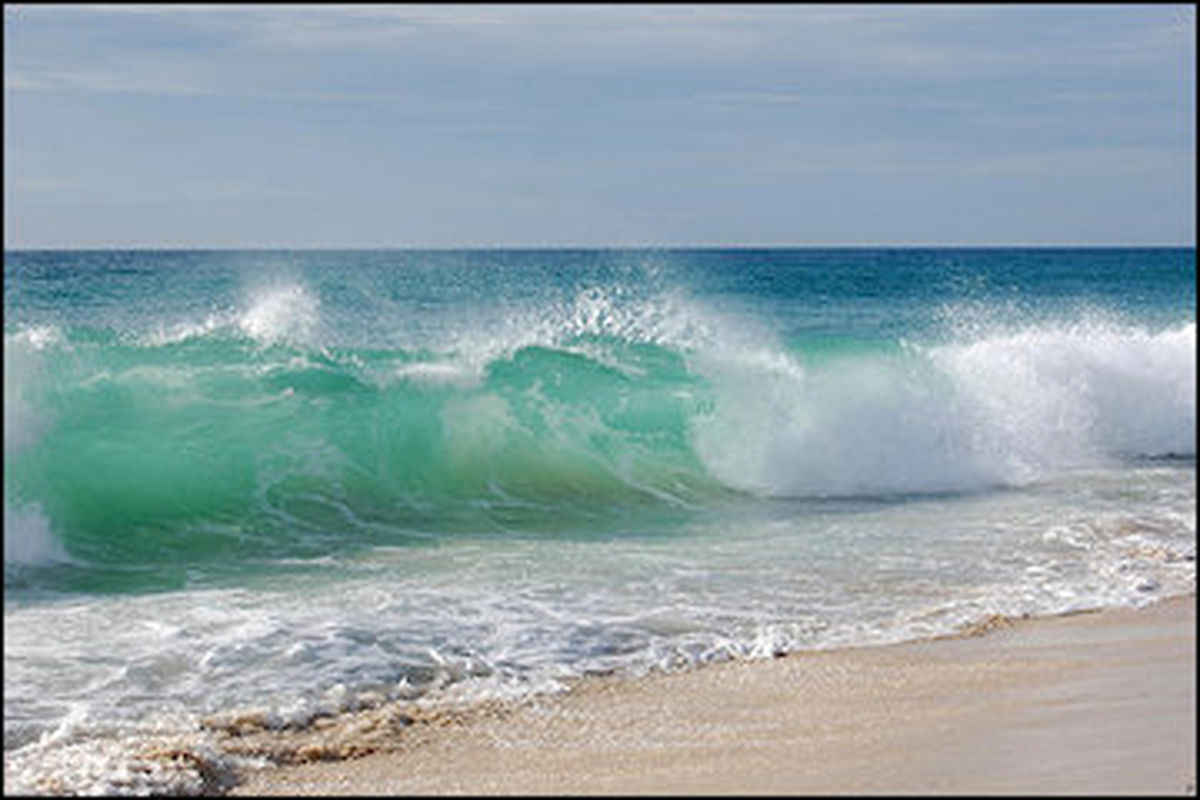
229,595,1195,796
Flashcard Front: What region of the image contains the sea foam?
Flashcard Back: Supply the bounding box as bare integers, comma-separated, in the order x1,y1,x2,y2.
692,320,1195,498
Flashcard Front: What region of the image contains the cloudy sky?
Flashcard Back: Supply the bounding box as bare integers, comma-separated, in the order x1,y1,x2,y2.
4,4,1195,248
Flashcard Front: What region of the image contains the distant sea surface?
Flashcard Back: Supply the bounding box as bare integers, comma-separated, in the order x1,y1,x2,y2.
5,248,1195,793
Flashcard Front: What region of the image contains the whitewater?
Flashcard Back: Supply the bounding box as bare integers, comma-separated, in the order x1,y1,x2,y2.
4,247,1195,794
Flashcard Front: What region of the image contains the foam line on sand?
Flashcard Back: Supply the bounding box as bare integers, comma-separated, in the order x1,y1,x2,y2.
230,595,1196,795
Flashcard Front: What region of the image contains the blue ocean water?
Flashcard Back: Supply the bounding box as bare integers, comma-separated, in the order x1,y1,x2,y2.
4,248,1196,793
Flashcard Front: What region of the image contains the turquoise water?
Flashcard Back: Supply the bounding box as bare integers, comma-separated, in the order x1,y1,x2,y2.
4,248,1196,793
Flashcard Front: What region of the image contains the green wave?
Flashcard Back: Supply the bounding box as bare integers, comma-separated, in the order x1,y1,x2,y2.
8,311,1193,588
5,328,728,573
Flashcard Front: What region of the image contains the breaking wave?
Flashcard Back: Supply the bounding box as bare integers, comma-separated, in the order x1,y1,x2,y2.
4,279,1194,574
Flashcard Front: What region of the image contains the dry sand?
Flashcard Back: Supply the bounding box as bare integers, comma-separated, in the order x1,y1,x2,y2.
229,595,1195,796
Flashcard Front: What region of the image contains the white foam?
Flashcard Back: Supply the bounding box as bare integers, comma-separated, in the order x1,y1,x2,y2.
4,328,71,566
441,282,734,374
4,326,61,455
691,320,1196,498
3,500,68,566
142,313,225,346
237,283,320,345
692,345,996,497
935,320,1195,462
3,730,239,797
394,361,482,388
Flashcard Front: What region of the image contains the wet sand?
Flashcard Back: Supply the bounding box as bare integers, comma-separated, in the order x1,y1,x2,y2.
230,595,1195,795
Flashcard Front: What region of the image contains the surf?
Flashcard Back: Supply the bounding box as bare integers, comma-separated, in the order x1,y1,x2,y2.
5,294,1194,580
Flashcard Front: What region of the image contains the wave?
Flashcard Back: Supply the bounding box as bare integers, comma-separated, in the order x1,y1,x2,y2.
4,281,1195,571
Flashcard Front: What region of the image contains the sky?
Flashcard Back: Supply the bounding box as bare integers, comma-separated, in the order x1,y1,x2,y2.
3,4,1196,248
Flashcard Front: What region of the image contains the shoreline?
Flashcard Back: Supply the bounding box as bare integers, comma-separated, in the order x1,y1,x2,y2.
227,594,1196,795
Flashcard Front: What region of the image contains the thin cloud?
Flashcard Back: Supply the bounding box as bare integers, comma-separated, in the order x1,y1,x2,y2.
9,5,1187,98
11,179,75,193
5,68,213,96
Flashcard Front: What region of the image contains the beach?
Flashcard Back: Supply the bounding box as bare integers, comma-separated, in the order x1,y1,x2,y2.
228,594,1195,796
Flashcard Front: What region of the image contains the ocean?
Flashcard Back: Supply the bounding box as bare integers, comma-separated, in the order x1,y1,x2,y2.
4,247,1195,794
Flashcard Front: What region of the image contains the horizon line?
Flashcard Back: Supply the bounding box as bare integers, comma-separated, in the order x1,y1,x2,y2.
5,242,1196,252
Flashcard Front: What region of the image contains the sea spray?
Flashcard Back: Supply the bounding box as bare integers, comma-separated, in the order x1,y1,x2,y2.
237,282,321,345
691,318,1194,497
933,320,1195,463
